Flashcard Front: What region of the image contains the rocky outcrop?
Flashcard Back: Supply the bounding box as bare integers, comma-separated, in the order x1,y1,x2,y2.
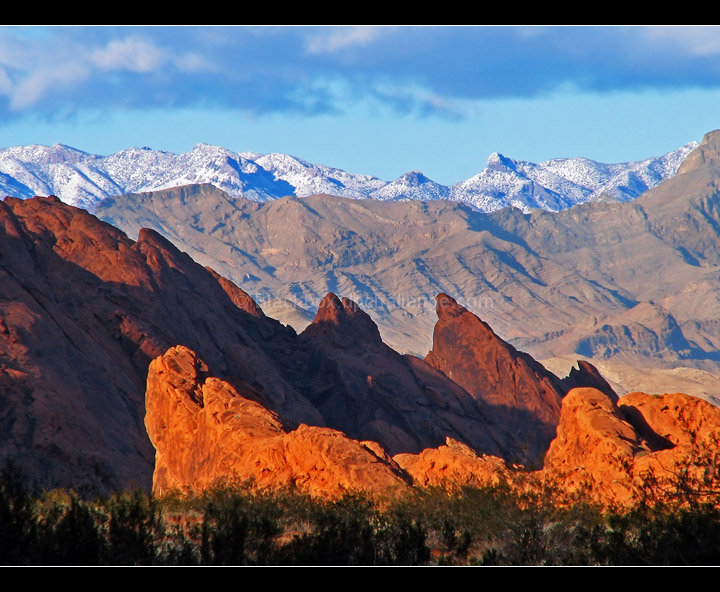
543,387,720,506
144,345,720,505
0,195,320,491
145,345,411,497
294,292,512,459
543,387,651,504
425,293,565,464
559,360,618,401
394,438,509,490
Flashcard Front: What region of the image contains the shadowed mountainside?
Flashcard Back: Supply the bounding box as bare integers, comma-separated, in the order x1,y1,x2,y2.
94,132,720,388
1,195,594,490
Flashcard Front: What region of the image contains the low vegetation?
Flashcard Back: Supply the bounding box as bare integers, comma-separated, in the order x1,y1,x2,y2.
2,461,720,566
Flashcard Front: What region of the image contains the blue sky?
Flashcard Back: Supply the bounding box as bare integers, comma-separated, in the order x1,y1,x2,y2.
2,25,720,184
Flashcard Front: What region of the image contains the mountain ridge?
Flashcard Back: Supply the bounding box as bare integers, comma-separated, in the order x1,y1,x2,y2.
0,140,696,212
93,131,720,392
6,194,595,489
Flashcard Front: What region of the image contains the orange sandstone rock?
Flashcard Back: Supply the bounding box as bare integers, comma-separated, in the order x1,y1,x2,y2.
425,293,565,464
394,438,509,489
543,387,649,504
145,345,411,497
543,387,720,507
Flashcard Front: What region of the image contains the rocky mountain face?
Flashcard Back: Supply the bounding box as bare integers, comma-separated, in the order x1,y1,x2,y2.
0,194,328,491
0,140,694,212
424,294,565,462
95,131,720,396
2,193,718,505
2,195,593,491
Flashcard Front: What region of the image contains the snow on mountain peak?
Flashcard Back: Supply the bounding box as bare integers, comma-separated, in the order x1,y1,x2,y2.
0,140,697,213
486,152,517,172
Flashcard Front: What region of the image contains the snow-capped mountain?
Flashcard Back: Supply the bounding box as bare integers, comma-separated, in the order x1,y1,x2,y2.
0,140,698,212
449,144,697,212
370,170,451,202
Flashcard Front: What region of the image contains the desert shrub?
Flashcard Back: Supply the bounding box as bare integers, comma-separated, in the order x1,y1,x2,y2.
271,493,429,566
586,504,720,565
199,490,281,565
389,483,606,565
4,466,720,565
102,489,165,565
35,491,107,565
0,461,39,565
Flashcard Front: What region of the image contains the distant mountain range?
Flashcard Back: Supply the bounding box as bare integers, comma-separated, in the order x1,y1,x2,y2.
95,131,720,386
0,140,697,212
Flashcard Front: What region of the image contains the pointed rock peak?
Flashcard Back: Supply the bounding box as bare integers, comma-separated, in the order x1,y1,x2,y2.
399,170,429,185
677,129,720,175
487,152,516,172
426,292,564,463
436,293,468,319
560,360,618,401
304,293,383,348
313,292,344,323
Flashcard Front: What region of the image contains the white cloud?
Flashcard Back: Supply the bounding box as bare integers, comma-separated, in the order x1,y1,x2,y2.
644,26,720,57
9,61,89,110
0,33,215,111
305,26,389,55
92,38,168,73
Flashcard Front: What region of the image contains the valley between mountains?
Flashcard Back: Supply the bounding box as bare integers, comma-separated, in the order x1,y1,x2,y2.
2,131,720,509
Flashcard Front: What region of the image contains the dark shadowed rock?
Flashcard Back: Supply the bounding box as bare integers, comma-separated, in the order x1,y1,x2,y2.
296,293,513,457
302,292,383,348
425,293,565,463
559,360,618,401
0,196,321,491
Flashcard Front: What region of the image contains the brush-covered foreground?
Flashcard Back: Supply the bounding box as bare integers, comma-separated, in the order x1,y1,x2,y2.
2,461,720,566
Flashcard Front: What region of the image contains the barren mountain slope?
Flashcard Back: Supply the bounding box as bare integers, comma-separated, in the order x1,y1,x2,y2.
6,195,574,489
96,131,720,378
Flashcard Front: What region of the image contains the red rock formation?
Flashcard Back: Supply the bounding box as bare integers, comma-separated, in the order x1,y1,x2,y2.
559,360,618,401
543,387,720,507
425,293,564,464
145,345,411,497
297,292,511,459
0,196,321,491
394,438,509,490
543,387,650,505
